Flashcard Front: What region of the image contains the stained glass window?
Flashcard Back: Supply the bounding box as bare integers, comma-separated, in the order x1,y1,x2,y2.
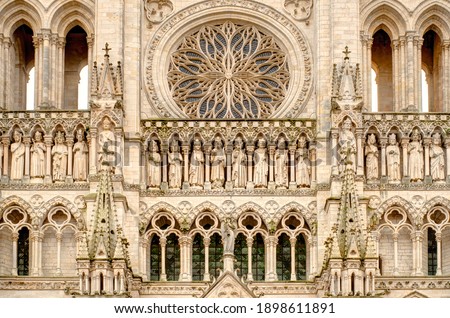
192,234,204,281
17,227,29,276
296,234,307,280
252,233,265,281
428,228,437,275
235,233,248,278
276,233,291,280
209,233,223,278
166,233,180,281
150,235,161,281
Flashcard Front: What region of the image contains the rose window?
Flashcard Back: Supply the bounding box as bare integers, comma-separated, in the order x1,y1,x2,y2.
168,21,290,119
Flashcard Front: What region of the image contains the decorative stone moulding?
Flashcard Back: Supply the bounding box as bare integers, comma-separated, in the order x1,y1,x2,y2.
144,0,174,25
144,0,313,119
284,0,313,22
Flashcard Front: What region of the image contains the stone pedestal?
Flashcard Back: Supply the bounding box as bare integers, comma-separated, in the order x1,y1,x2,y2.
223,253,235,272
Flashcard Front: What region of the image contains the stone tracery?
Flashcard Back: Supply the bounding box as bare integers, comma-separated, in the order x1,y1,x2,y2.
168,21,290,119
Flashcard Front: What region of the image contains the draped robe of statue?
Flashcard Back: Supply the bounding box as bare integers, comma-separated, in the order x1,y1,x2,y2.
168,146,183,189
52,136,68,182
295,147,310,187
254,144,268,188
73,133,88,181
408,138,424,182
386,139,401,182
339,121,357,172
365,136,379,181
10,131,25,180
189,144,204,187
275,147,288,187
232,144,247,188
148,143,161,188
430,139,445,181
210,141,225,189
30,133,46,179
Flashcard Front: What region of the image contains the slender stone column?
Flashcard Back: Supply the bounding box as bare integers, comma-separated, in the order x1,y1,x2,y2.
44,136,53,183
366,38,373,110
23,136,31,182
310,143,316,187
203,237,210,282
182,143,190,189
247,237,253,281
57,38,66,108
203,143,211,190
11,233,18,276
3,38,11,108
56,232,62,276
290,237,296,281
288,144,296,189
88,129,97,175
380,138,387,178
0,35,4,109
139,238,148,280
265,236,277,281
66,136,74,183
41,29,51,108
416,232,423,275
416,38,423,110
268,143,275,189
393,232,399,275
356,129,364,176
30,231,39,276
179,236,191,281
445,138,450,183
392,40,400,110
442,41,450,112
436,232,442,275
401,138,409,181
246,143,254,189
400,37,407,110
225,142,233,190
331,130,339,175
161,142,168,190
87,36,94,102
424,138,431,183
50,35,58,107
160,237,167,281
410,231,416,276
360,33,368,109
2,136,10,181
406,33,415,108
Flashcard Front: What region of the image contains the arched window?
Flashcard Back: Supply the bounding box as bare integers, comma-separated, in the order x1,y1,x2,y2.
371,29,393,111
252,234,265,281
276,233,291,280
296,234,307,280
17,227,30,276
208,233,222,278
10,24,35,110
64,26,88,109
150,235,161,281
166,233,180,281
421,30,442,112
234,233,248,278
428,228,438,275
192,234,204,281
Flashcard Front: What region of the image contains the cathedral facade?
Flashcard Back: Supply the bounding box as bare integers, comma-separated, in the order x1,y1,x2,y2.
0,0,450,298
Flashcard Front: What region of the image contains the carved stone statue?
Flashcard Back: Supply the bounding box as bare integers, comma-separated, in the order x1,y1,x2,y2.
338,117,356,172
254,138,268,188
10,129,25,181
168,140,183,189
408,129,424,182
73,129,88,182
147,140,161,188
221,217,236,254
98,117,116,170
365,134,379,181
430,132,445,181
386,133,401,182
232,137,247,188
30,131,46,179
189,139,204,188
275,137,288,188
295,136,310,187
210,137,225,189
52,131,68,182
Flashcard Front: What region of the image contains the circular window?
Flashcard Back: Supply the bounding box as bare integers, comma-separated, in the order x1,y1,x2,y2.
168,21,290,119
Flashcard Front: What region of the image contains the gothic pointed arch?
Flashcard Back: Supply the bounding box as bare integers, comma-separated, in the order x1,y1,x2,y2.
190,201,223,226
0,0,43,36
140,201,179,233
38,196,85,229
274,201,315,230
48,0,95,36
413,3,450,39
376,196,417,225
361,1,408,39
0,195,34,219
421,196,450,216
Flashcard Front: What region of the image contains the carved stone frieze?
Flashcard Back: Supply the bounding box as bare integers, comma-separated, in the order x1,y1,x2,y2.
284,0,313,21
144,0,173,26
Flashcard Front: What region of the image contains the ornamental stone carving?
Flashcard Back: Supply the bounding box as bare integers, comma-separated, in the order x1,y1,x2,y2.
10,129,25,181
51,131,68,182
284,0,313,21
296,136,310,187
168,21,289,119
73,129,88,182
144,0,173,25
365,134,379,181
168,140,183,189
189,139,204,188
30,131,46,180
386,133,401,183
430,132,445,182
408,129,424,182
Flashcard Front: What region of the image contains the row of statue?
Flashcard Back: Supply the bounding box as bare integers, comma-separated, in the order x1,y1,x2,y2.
364,129,446,182
1,128,89,182
147,136,313,190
